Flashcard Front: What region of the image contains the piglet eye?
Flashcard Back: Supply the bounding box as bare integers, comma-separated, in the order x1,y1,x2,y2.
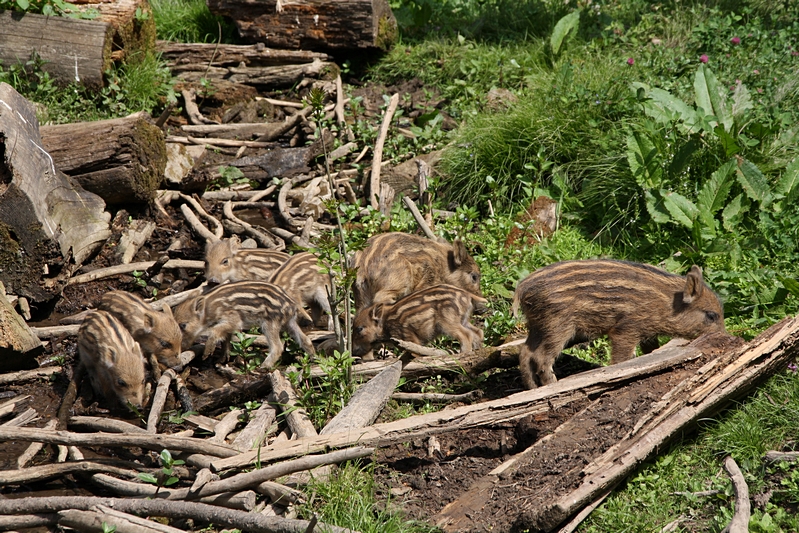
160,340,170,348
222,258,229,265
471,273,479,283
117,378,128,387
705,311,719,322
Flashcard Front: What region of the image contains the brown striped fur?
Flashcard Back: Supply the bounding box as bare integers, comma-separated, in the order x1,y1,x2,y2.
513,260,726,388
98,291,182,369
205,237,290,285
352,232,482,312
173,281,315,370
78,310,147,410
352,284,486,359
269,252,332,328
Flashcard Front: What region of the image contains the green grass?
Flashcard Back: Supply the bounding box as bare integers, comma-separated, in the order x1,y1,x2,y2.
150,0,239,43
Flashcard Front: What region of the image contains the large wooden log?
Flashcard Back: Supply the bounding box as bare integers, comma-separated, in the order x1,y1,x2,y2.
157,41,330,68
40,111,166,205
0,83,111,304
206,0,398,51
65,0,157,62
0,10,112,89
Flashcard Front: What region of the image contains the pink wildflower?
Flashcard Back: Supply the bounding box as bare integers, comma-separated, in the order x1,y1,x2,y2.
700,54,709,63
627,57,635,65
731,36,741,45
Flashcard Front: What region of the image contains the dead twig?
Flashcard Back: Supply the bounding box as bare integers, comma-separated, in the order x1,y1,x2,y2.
181,88,219,125
369,93,400,209
722,456,750,533
222,200,283,250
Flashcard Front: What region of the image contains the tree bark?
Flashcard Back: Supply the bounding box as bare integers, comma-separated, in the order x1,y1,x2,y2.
0,11,112,89
65,0,157,63
206,0,398,51
0,83,111,304
40,111,167,205
0,290,43,371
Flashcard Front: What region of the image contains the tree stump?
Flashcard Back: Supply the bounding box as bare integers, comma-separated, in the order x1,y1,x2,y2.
0,289,43,372
40,111,167,205
0,83,111,304
65,0,157,63
205,0,398,51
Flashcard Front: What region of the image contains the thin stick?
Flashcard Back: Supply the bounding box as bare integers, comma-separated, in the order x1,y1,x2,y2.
369,93,400,209
402,196,438,240
147,370,176,433
722,456,750,533
66,260,204,286
223,200,282,249
0,366,60,386
181,204,218,244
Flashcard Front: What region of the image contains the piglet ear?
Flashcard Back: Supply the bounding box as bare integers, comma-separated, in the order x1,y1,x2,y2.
683,265,704,304
229,234,241,250
161,303,174,318
370,304,384,322
452,239,467,267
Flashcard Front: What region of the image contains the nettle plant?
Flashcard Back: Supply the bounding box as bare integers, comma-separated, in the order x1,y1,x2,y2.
628,64,799,252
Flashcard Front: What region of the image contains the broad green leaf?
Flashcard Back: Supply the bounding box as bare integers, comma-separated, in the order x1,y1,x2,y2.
138,472,158,484
668,138,698,177
778,276,799,298
714,125,740,157
731,82,753,125
776,156,799,200
697,160,735,215
645,189,671,224
16,0,30,9
550,11,581,55
626,130,663,188
694,65,732,132
660,190,699,228
647,88,701,133
722,193,748,231
735,157,773,207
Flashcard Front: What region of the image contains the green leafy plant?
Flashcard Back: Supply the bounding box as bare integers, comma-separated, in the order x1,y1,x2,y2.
288,350,355,430
138,449,185,493
101,523,117,533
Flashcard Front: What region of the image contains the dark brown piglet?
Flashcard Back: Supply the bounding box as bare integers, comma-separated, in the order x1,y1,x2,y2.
513,259,726,388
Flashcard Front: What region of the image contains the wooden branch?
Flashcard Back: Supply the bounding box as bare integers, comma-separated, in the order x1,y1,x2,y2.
2,407,38,427
257,481,305,505
0,461,137,485
0,366,60,386
210,409,244,444
369,93,400,209
401,197,439,241
0,514,59,531
157,41,330,67
182,88,220,126
0,496,358,533
0,290,44,370
723,456,750,533
320,361,401,435
268,370,316,437
212,340,707,471
223,200,283,249
764,450,799,463
66,260,204,286
90,474,256,511
69,416,147,434
147,370,176,433
181,203,218,243
392,335,448,357
16,419,57,469
0,427,239,458
232,403,277,452
169,135,273,148
391,390,482,404
59,507,185,533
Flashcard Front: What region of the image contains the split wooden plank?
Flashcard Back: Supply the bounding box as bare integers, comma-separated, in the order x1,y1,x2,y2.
157,41,330,67
211,339,706,471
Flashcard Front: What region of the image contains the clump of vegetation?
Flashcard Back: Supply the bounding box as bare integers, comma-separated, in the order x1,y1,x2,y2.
150,0,239,43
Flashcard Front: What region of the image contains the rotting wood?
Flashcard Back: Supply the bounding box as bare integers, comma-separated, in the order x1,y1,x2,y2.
193,371,272,414
40,111,167,205
117,219,156,264
0,461,138,485
147,369,175,433
0,496,359,533
64,0,157,62
723,456,750,533
0,427,239,457
0,83,111,304
157,41,330,67
2,407,39,427
206,0,397,51
0,11,112,89
507,319,796,532
212,339,707,471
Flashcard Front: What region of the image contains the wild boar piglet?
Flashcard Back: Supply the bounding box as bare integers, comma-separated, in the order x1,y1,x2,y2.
352,284,487,360
173,280,315,370
513,259,726,389
98,290,182,369
204,236,290,285
269,252,332,329
352,232,483,312
78,310,147,411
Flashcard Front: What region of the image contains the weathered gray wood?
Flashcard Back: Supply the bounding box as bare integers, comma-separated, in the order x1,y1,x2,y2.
40,112,166,205
0,11,112,89
0,83,111,303
174,59,340,88
231,402,276,452
212,339,706,472
157,41,330,67
320,361,401,435
0,290,43,371
206,0,397,51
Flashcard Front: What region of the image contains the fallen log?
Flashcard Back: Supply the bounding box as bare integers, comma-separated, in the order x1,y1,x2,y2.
64,0,157,62
211,339,706,471
40,112,167,205
0,461,138,485
206,0,398,51
0,83,112,303
0,496,360,533
0,290,43,371
0,366,60,386
0,11,112,89
437,317,798,532
59,508,183,533
231,403,276,452
157,41,330,67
